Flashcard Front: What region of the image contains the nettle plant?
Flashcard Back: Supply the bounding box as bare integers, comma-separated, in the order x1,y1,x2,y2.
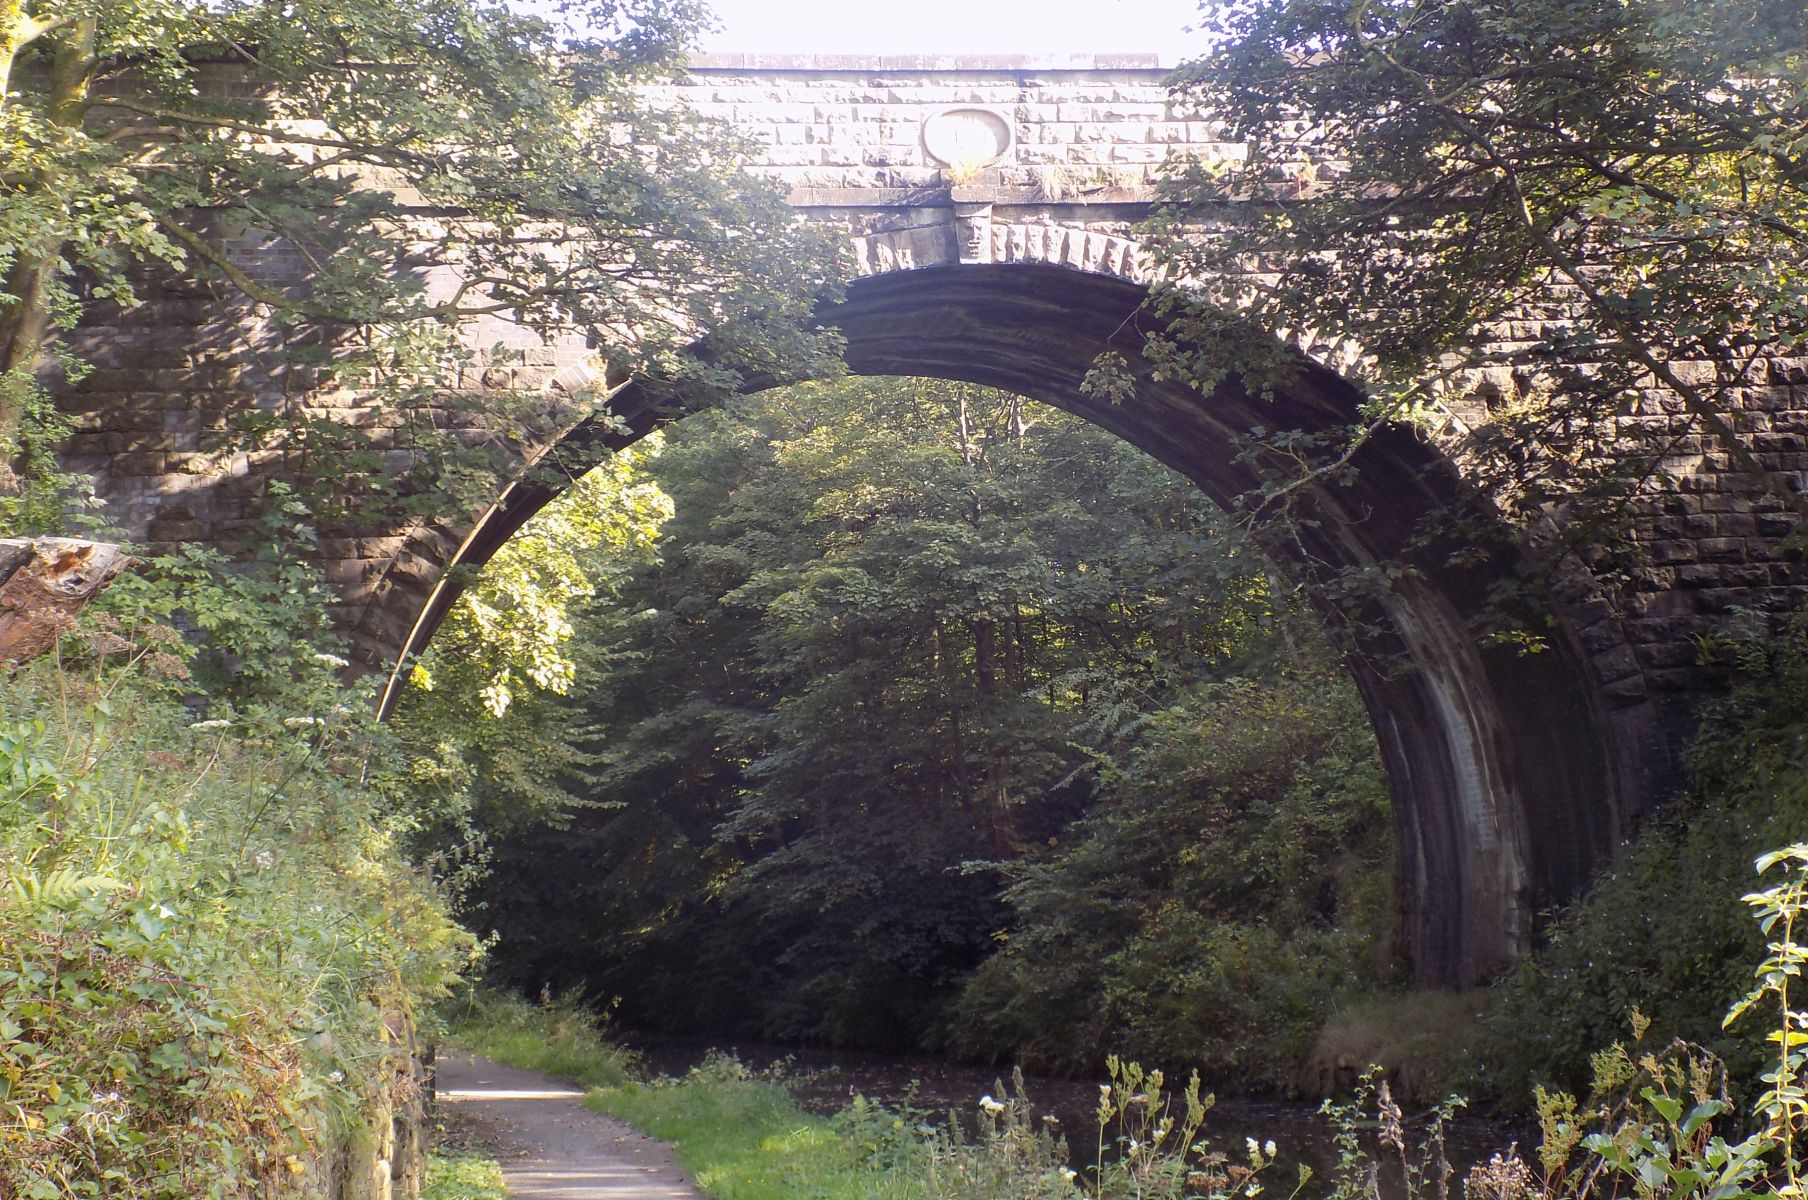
1421,847,1808,1200
0,578,472,1196
938,846,1808,1200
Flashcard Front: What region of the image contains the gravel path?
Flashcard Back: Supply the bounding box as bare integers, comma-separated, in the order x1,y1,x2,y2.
435,1051,705,1200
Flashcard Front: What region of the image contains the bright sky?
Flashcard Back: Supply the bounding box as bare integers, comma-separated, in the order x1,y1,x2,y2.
692,0,1204,57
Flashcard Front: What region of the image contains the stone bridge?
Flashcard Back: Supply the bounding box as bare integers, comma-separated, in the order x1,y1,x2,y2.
55,56,1808,988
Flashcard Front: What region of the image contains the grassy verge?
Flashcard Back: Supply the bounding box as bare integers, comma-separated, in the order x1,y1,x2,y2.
585,1057,927,1200
439,988,639,1088
422,1153,507,1200
441,990,922,1199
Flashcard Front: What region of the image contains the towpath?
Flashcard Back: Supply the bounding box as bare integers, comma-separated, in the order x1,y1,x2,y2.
434,1051,704,1199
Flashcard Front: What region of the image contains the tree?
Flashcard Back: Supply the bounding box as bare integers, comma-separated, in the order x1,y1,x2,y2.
469,376,1344,1052
389,434,671,833
1143,0,1808,528
0,0,842,517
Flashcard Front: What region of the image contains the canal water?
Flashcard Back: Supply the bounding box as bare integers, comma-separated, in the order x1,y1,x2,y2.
626,1034,1522,1179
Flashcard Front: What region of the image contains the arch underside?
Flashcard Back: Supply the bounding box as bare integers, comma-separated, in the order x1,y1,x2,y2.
382,262,1645,988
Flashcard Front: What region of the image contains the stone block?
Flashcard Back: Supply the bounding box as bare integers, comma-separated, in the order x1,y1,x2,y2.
1055,103,1167,123
1647,539,1697,564
1111,144,1169,163
111,451,168,475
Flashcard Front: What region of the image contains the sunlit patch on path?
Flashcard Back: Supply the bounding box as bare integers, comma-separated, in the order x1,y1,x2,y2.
436,1053,703,1199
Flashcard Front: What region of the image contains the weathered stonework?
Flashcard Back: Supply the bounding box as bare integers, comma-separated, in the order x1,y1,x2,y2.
49,56,1808,988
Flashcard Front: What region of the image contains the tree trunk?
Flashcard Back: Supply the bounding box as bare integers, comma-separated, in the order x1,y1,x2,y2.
972,617,995,695
0,18,98,493
0,537,130,667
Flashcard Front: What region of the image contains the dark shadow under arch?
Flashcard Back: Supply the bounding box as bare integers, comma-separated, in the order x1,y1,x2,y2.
375,262,1659,988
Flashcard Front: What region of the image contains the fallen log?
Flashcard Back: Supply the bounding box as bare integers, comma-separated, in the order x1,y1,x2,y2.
0,538,132,668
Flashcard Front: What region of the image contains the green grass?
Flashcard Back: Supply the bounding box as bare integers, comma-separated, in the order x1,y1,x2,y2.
423,1152,508,1200
439,988,639,1088
441,991,931,1199
585,1058,928,1200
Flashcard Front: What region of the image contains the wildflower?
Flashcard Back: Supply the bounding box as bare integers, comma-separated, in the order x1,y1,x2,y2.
255,850,276,870
188,718,231,731
1265,1140,1276,1158
284,716,325,729
81,1090,127,1131
978,1094,1005,1115
1061,1168,1078,1182
313,653,350,669
327,1070,345,1084
1247,1138,1261,1158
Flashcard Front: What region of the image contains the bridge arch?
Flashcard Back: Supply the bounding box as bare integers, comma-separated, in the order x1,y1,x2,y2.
367,259,1655,988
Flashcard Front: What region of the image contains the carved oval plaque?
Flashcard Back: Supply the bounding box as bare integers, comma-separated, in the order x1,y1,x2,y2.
922,108,1013,170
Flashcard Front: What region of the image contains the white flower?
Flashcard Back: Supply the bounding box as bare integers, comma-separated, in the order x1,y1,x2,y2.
254,850,275,871
283,716,325,729
81,1090,127,1130
1265,1140,1277,1158
978,1095,1005,1115
327,1070,345,1084
188,718,231,731
1061,1167,1078,1182
313,653,350,669
1247,1137,1261,1157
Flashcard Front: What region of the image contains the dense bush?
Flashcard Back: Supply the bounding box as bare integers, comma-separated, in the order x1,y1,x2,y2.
0,556,472,1197
945,673,1394,1087
1476,612,1808,1104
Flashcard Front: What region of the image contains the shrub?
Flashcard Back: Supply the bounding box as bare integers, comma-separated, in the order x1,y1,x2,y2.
0,612,471,1195
1477,612,1808,1104
439,988,638,1089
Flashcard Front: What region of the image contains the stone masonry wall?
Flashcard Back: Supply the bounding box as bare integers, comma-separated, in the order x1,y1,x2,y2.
63,55,1806,737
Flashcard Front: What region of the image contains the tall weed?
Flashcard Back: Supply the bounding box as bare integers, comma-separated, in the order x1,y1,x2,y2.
0,585,472,1196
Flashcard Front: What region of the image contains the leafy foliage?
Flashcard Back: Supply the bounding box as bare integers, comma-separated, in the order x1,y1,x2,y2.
0,633,473,1196
467,376,1394,1087
1145,0,1808,526
1479,612,1808,1103
1,0,841,517
0,523,489,1195
946,673,1394,1086
392,437,672,835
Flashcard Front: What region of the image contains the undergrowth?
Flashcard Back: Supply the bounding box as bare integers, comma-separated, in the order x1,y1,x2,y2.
0,559,473,1197
439,988,638,1088
1477,610,1808,1104
456,838,1808,1200
421,1152,506,1200
588,1053,929,1200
